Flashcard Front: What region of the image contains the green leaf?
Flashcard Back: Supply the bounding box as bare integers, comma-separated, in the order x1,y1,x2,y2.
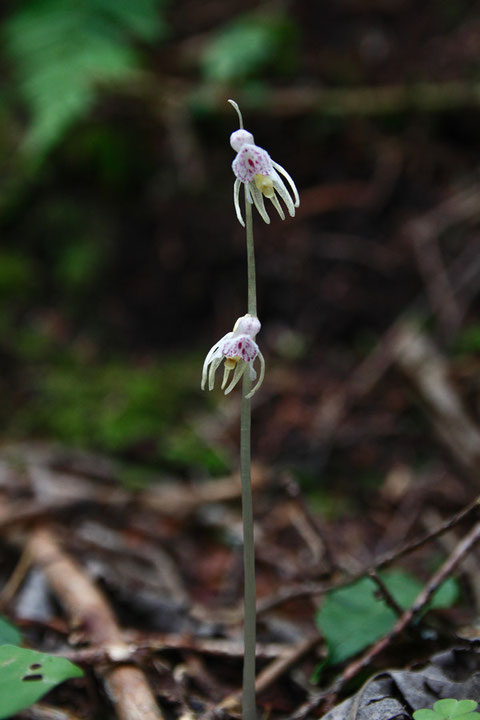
451,701,479,716
315,570,459,666
433,700,479,719
201,12,298,82
414,700,480,720
413,710,442,720
0,617,22,647
4,0,167,154
435,701,464,718
0,645,83,718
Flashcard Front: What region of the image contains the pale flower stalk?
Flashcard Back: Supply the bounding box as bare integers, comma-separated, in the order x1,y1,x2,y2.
201,314,265,399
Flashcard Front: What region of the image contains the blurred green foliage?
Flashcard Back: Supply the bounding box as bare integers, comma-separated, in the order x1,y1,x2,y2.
4,0,167,154
6,341,228,475
454,323,480,355
201,12,298,83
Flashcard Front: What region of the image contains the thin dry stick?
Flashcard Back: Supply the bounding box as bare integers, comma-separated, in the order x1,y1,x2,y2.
57,636,292,665
343,521,480,680
410,219,461,337
292,521,480,719
367,570,403,618
256,494,480,614
393,322,480,474
16,705,85,720
254,634,323,696
26,526,164,720
313,189,480,447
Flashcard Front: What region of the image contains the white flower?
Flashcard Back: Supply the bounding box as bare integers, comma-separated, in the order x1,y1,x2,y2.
229,99,300,227
201,314,266,399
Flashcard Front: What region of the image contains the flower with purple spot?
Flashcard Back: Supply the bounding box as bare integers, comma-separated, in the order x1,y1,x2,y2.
201,314,266,398
229,100,300,226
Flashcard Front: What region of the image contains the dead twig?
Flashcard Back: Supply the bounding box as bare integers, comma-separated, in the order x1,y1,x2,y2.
393,322,480,474
282,475,336,573
56,634,292,664
256,493,480,614
292,521,480,719
26,526,165,720
368,570,403,617
313,188,480,451
16,705,85,720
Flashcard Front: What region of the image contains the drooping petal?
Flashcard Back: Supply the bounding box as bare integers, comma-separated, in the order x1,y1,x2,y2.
249,181,271,224
270,167,295,217
269,193,285,221
224,360,248,395
246,350,266,398
233,178,245,227
272,160,300,208
208,355,223,391
201,335,231,390
221,362,234,390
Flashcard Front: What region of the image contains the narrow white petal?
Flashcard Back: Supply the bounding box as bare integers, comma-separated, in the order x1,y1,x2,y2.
202,344,221,389
272,160,300,207
224,361,247,395
270,193,285,221
245,183,253,204
233,178,245,227
208,356,223,391
271,168,295,217
249,182,271,224
246,350,266,399
221,363,233,390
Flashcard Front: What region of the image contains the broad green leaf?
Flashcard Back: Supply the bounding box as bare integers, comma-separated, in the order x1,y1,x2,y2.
414,700,480,720
0,616,21,646
315,570,459,666
0,645,83,719
435,701,464,718
450,701,479,717
414,711,442,720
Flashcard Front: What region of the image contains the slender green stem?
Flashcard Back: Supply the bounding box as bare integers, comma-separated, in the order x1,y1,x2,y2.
240,191,257,720
245,199,256,316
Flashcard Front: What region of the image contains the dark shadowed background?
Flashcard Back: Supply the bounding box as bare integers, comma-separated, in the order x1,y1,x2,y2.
2,0,480,499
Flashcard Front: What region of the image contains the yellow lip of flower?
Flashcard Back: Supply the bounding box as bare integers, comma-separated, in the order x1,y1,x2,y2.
254,174,275,199
224,357,239,370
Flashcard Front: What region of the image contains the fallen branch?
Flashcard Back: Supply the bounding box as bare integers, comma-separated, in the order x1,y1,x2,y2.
26,526,164,720
256,493,480,614
291,520,480,719
393,322,480,474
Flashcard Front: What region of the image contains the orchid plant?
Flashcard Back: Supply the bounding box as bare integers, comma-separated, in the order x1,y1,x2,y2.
202,99,299,719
